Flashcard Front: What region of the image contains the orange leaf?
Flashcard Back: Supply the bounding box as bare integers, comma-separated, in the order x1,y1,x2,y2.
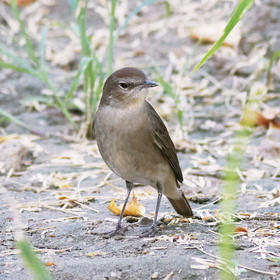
257,108,280,129
108,194,145,217
202,216,214,222
239,213,251,217
45,261,55,267
234,226,248,235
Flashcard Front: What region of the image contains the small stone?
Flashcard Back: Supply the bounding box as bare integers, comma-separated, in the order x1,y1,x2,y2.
126,216,139,223
110,272,117,278
151,272,159,279
114,235,124,240
139,217,153,225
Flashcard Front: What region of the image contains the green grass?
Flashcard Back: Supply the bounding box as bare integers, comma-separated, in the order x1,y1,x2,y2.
0,0,162,136
17,239,51,280
0,108,43,135
192,0,254,72
108,0,118,75
267,49,280,89
0,0,76,129
218,128,252,279
190,1,255,279
154,73,183,130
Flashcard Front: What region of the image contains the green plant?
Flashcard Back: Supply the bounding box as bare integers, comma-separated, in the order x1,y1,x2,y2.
267,49,280,89
108,0,118,75
68,0,105,137
191,1,255,279
0,0,76,129
218,127,252,278
1,0,164,136
0,180,51,280
17,239,51,280
154,73,183,130
192,0,254,72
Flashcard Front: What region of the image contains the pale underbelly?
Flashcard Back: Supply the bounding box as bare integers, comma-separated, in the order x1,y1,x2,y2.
98,130,170,186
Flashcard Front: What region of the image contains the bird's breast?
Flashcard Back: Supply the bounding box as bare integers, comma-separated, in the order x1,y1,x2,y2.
94,105,169,185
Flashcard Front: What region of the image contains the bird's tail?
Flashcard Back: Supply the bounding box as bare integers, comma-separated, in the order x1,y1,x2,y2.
167,193,193,217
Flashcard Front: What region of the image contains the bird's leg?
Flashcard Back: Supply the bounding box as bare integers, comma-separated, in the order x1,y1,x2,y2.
141,182,163,237
105,181,133,237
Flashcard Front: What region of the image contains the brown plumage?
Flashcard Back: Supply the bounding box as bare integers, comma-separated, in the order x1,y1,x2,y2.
94,67,193,237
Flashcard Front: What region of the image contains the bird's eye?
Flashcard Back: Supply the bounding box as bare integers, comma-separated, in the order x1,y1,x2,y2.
119,82,128,89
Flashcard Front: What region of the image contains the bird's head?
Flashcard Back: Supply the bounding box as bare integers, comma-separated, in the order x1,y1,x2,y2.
100,67,158,107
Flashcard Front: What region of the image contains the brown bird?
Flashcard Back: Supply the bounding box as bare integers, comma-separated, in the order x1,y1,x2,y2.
94,67,193,236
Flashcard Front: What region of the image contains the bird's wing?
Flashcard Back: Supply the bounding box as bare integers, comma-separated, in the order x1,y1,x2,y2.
145,101,183,183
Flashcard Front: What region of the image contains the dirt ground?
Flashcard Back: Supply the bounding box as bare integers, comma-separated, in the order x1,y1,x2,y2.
0,0,280,279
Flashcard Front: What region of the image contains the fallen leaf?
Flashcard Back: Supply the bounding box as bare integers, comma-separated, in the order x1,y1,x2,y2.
257,107,280,128
245,169,265,181
189,21,241,48
45,261,55,266
202,216,215,222
239,213,251,217
85,251,107,257
234,226,248,235
108,194,145,217
3,0,36,6
17,0,36,5
0,139,28,173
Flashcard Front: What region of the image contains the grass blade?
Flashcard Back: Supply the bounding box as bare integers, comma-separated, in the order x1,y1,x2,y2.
107,0,117,75
155,75,183,129
267,49,280,88
0,108,43,135
164,1,171,17
10,0,39,66
17,239,51,280
192,0,254,72
219,128,252,280
77,0,90,57
65,56,92,101
0,44,41,79
0,60,34,75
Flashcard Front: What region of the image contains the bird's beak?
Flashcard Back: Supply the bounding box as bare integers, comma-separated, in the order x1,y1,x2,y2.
144,80,158,88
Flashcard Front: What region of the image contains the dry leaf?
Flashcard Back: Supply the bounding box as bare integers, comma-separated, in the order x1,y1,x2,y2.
0,139,27,173
202,216,215,222
0,134,42,173
189,21,241,48
245,169,265,181
45,261,55,266
3,0,36,5
85,251,107,257
239,213,251,217
257,107,280,128
108,194,145,217
234,226,248,235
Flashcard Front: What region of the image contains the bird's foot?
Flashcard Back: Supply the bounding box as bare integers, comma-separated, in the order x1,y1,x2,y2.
140,225,158,237
103,224,128,238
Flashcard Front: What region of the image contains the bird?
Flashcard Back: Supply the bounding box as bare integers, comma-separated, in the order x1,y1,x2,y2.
94,67,193,237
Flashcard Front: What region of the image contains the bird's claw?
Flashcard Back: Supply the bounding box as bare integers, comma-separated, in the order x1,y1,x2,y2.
140,225,158,237
103,225,128,238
